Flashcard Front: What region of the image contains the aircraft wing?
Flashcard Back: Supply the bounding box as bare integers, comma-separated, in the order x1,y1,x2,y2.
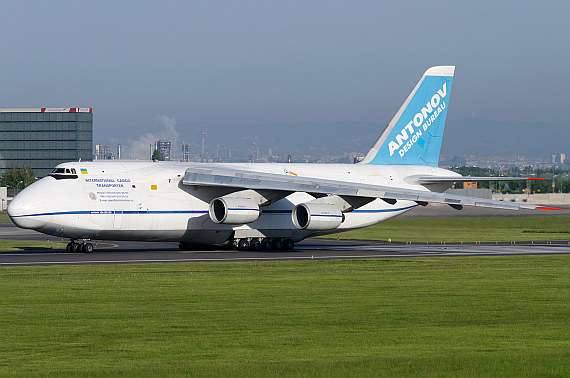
182,167,561,211
417,176,546,184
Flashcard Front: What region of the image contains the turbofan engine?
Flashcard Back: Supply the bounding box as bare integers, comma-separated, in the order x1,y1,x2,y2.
292,202,344,230
209,197,260,224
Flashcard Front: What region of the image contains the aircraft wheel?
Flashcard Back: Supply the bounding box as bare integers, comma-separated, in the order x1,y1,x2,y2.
82,243,94,253
283,239,295,250
237,239,250,251
66,242,74,253
261,239,272,250
72,243,81,253
250,239,261,251
272,239,283,250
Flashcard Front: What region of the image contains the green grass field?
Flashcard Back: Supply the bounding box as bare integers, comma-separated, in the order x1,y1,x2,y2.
322,216,570,243
0,212,10,222
1,256,568,376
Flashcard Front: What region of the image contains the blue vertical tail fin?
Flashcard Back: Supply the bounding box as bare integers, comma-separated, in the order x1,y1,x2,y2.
361,66,454,166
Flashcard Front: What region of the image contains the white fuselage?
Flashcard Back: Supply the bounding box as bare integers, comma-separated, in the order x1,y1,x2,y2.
8,161,455,245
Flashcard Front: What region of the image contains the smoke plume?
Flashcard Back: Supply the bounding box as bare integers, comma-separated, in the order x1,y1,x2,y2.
124,116,178,160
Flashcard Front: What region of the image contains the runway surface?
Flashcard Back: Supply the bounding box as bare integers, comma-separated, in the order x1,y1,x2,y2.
1,223,569,266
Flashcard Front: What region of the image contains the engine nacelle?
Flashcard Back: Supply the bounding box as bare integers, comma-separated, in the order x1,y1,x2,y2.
292,202,344,230
209,197,260,224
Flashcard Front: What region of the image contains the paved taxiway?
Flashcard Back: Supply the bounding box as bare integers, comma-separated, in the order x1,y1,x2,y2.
1,223,568,266
2,205,569,266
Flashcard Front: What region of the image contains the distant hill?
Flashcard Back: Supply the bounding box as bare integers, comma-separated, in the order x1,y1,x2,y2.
441,118,569,158
177,118,568,158
178,122,381,159
138,118,568,161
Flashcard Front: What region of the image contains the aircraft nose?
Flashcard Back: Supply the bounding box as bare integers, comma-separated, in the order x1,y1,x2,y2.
7,184,50,230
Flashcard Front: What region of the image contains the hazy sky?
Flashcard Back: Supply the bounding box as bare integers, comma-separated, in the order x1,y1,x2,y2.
1,1,568,158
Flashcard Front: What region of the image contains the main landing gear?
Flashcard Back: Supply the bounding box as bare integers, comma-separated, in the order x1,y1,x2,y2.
66,240,94,253
234,238,295,251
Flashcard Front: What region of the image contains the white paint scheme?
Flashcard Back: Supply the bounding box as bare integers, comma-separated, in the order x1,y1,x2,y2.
424,66,455,76
8,161,448,244
7,66,554,248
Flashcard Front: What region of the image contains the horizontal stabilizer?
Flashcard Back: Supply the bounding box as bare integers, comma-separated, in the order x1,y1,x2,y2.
417,176,548,184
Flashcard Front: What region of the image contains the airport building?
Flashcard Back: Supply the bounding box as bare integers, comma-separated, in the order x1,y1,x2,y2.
0,108,93,178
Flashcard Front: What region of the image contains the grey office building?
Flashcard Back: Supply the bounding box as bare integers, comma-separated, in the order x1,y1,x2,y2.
155,139,172,161
0,108,93,178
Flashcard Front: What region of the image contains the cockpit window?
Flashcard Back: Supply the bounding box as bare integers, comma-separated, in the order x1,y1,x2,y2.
49,167,78,180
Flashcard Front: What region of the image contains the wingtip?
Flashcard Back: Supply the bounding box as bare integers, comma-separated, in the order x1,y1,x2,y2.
536,206,566,211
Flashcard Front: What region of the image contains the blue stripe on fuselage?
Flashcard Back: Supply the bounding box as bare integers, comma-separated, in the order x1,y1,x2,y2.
11,205,417,218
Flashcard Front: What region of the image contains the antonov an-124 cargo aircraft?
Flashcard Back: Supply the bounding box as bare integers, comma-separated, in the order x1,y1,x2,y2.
7,66,562,252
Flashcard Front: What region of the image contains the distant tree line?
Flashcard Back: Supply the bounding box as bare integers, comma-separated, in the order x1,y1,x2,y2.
1,167,36,190
152,149,164,161
451,166,570,193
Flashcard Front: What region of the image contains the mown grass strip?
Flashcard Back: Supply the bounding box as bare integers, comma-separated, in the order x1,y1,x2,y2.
322,216,570,243
0,240,67,251
0,256,568,376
